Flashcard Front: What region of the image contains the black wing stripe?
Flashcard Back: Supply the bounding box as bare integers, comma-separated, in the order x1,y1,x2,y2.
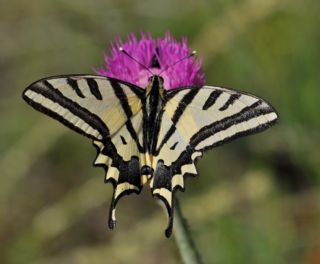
155,88,199,153
169,102,276,174
190,100,271,148
219,93,241,111
109,79,133,118
208,118,277,149
120,135,127,145
27,81,110,138
67,78,85,98
170,114,277,174
106,77,144,99
202,90,223,110
109,79,143,151
126,84,144,99
170,142,179,150
23,92,99,140
125,122,144,152
171,88,199,124
87,78,103,100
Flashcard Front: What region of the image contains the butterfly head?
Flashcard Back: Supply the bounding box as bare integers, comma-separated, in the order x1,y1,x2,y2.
146,75,165,96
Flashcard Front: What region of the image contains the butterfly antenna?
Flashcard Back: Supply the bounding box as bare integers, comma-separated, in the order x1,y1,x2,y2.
119,47,154,75
158,50,197,76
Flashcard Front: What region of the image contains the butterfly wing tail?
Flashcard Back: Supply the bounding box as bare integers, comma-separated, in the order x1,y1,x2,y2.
93,140,143,230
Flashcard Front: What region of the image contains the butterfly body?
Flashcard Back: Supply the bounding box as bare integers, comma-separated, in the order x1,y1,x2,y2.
23,74,278,237
144,75,165,154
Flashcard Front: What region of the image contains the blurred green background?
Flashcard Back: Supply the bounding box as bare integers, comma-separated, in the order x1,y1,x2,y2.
1,0,319,263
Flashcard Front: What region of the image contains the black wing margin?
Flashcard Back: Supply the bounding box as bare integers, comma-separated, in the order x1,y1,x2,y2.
23,76,109,140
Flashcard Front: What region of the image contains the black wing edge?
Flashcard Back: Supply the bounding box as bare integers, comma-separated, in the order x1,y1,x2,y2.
152,192,175,238
170,99,279,189
91,141,143,231
22,77,108,141
23,74,145,99
165,84,280,122
151,167,202,238
150,153,203,238
22,74,146,141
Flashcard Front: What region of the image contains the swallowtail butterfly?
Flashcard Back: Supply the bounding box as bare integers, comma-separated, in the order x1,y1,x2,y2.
23,63,278,237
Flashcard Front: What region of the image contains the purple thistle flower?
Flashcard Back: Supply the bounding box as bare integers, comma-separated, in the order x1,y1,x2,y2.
97,32,205,90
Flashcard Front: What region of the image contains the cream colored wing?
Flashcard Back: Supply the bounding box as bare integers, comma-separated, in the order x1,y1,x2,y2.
23,75,146,230
151,86,278,237
23,74,143,140
93,110,148,229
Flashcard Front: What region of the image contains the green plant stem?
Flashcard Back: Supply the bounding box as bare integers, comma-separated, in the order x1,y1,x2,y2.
174,198,203,264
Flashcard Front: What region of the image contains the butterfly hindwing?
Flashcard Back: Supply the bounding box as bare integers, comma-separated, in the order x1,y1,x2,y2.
23,75,146,228
151,86,278,236
93,110,146,228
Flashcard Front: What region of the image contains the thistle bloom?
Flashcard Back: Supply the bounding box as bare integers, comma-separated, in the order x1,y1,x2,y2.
97,33,205,89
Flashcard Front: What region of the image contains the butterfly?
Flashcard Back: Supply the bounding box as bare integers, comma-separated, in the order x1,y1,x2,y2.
22,71,278,237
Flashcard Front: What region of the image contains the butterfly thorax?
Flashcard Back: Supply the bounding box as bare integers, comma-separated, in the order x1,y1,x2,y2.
144,75,165,154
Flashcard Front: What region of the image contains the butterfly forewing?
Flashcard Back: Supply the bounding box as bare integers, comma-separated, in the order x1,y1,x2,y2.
23,75,143,138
